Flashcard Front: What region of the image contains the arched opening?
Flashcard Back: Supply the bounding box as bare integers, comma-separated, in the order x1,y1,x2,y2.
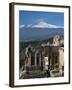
31,53,35,65
37,53,39,65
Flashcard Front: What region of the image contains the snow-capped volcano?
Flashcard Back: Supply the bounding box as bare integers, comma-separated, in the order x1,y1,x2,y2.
19,21,63,29
32,21,63,28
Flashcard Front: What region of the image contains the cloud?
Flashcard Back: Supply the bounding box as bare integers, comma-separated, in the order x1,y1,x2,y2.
27,24,32,28
19,24,32,28
20,21,64,29
19,25,25,28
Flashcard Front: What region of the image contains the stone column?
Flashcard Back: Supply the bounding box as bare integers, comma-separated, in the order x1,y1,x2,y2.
59,48,64,75
42,56,45,71
28,53,31,67
50,54,52,67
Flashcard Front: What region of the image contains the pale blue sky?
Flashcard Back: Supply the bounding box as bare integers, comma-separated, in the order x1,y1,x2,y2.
19,10,64,26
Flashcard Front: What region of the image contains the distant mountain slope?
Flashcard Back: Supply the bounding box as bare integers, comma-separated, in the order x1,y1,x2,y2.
19,28,64,41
